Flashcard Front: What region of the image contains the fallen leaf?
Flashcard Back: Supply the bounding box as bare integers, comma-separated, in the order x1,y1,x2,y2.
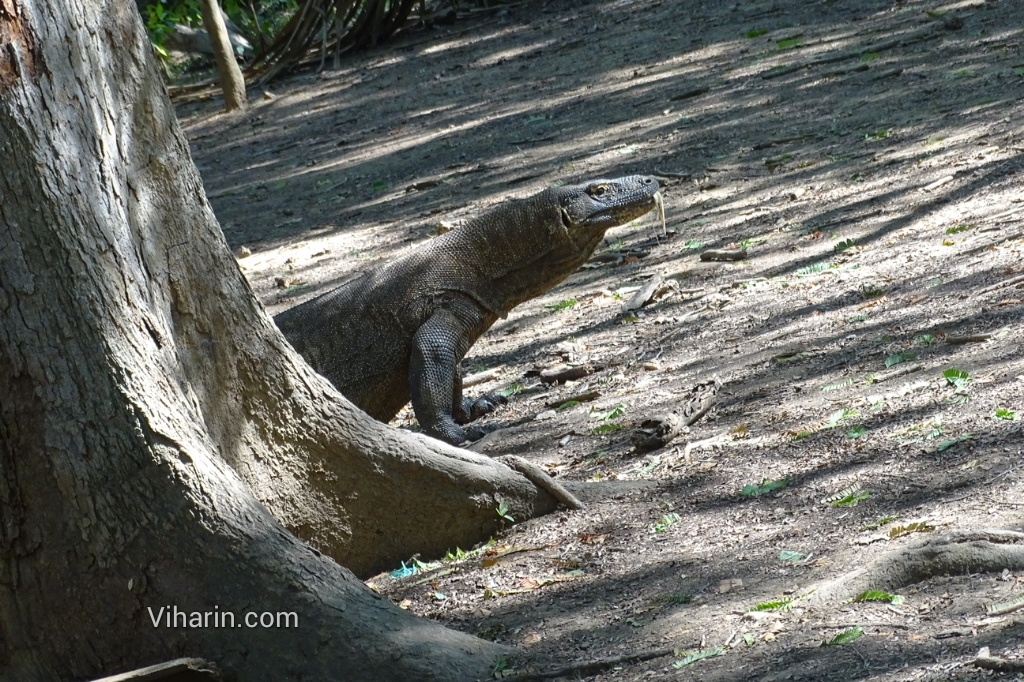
522,632,542,647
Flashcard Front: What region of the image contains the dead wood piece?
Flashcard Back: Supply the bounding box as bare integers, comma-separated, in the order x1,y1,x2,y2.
872,363,923,384
945,333,992,345
499,646,677,682
463,367,501,387
752,133,816,150
873,67,904,80
545,390,601,408
632,381,718,452
921,175,955,192
92,658,221,682
680,380,720,426
803,529,1024,607
540,364,594,384
625,274,665,310
974,647,1024,673
700,248,748,262
669,86,709,101
405,179,440,192
497,455,584,510
632,414,682,452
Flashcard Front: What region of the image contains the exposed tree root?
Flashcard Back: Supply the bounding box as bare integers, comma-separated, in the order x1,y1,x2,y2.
804,529,1024,606
497,455,585,510
974,647,1024,673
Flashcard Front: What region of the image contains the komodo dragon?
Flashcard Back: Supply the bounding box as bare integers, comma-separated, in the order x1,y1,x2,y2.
274,175,661,445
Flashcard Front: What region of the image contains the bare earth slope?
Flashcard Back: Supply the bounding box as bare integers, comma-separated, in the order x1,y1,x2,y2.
180,0,1024,678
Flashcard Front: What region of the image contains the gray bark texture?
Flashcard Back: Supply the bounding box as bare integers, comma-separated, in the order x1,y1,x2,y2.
0,0,554,678
197,0,247,111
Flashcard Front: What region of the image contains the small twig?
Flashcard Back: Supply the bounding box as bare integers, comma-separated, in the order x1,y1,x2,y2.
871,364,923,384
827,622,911,630
947,462,1024,503
921,175,955,192
408,567,456,587
540,364,596,384
806,208,884,232
979,274,1024,295
850,645,869,670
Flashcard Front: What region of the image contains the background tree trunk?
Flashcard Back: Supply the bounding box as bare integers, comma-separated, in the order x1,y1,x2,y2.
198,0,248,111
0,0,554,677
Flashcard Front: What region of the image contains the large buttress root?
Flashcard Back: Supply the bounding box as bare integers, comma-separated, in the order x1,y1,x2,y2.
804,529,1024,606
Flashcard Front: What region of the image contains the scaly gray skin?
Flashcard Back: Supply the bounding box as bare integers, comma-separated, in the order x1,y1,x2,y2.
274,175,660,444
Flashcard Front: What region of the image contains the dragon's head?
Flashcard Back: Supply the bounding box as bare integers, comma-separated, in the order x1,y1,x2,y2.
556,175,661,230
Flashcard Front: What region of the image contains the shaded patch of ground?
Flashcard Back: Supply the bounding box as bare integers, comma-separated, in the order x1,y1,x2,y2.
179,0,1024,678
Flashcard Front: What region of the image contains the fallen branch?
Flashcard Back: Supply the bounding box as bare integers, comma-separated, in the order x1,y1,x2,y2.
539,364,595,384
700,248,748,262
463,367,501,388
871,363,923,384
945,333,992,345
94,658,221,681
545,390,601,408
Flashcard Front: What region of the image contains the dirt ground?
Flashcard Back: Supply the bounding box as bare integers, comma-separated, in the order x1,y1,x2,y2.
176,0,1024,678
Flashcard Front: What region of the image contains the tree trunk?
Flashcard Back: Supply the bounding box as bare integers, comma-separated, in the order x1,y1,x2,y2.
0,0,556,678
198,0,248,111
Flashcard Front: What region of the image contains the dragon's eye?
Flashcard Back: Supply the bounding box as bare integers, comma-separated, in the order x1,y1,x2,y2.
587,184,608,198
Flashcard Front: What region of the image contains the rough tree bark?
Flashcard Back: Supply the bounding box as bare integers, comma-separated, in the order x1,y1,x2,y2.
0,0,558,678
198,0,248,111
